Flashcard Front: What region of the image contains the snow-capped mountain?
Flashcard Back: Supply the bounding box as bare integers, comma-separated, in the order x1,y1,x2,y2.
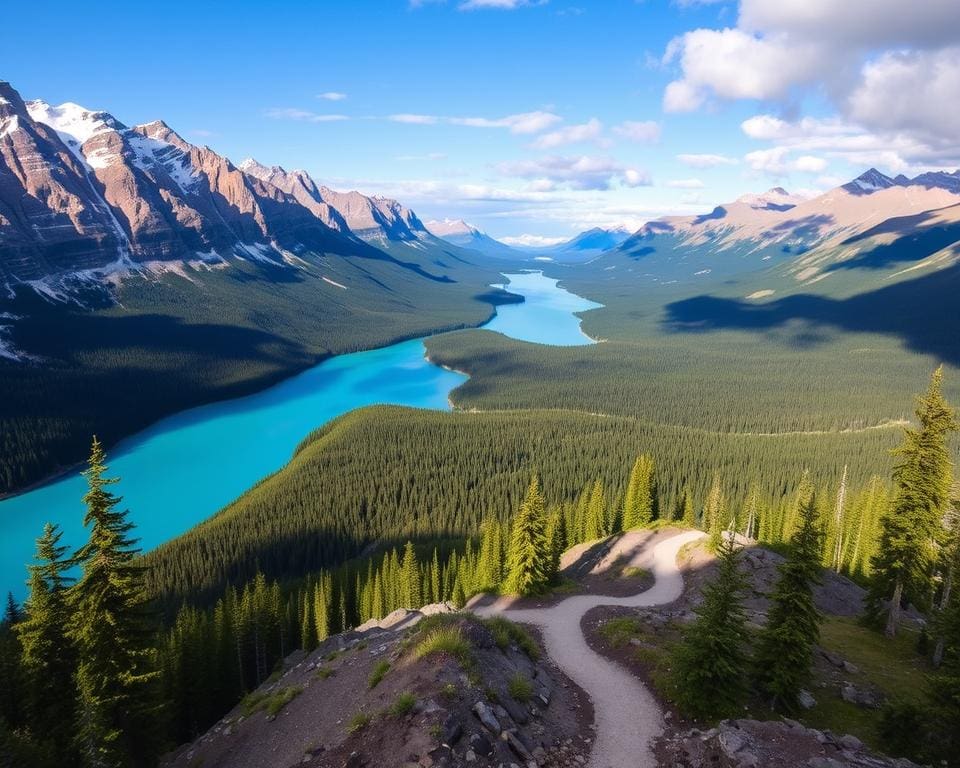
425,218,520,259
239,159,431,244
1,81,367,288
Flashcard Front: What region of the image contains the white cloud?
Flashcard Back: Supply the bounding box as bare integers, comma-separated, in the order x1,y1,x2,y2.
738,0,960,49
265,108,349,123
847,47,960,142
662,0,960,150
500,233,568,247
744,147,829,176
459,0,543,8
317,92,347,101
389,113,440,125
665,178,705,189
793,155,828,173
389,110,561,134
676,152,738,168
612,120,661,143
450,110,562,133
663,27,829,112
740,113,960,172
497,155,652,190
531,118,603,149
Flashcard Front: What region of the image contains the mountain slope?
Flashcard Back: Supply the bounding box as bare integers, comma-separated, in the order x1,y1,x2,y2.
0,80,508,495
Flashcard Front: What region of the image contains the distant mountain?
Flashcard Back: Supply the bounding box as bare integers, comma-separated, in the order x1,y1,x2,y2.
597,171,960,283
425,218,521,259
555,227,632,259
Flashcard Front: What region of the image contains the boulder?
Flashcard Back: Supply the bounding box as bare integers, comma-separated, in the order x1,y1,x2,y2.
472,701,502,734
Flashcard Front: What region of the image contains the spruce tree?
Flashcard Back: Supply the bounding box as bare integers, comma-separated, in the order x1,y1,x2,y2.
584,479,607,542
16,523,78,757
503,475,549,596
400,541,421,608
69,437,161,768
623,454,656,529
754,489,824,710
545,507,568,585
703,476,727,550
672,532,749,720
868,368,956,637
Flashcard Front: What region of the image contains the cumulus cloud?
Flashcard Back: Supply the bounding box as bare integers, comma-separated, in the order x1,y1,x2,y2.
663,27,829,111
497,155,652,190
676,153,738,168
265,108,349,122
744,147,828,177
740,113,960,172
317,92,347,101
662,0,960,150
531,118,603,149
612,120,662,143
847,47,960,142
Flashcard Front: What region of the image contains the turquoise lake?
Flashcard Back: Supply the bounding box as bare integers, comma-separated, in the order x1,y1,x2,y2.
0,271,601,598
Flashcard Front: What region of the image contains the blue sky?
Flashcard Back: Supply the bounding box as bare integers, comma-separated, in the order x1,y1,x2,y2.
3,0,959,241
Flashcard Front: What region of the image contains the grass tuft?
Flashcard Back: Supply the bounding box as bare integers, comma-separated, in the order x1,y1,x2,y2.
347,712,371,734
412,627,471,663
389,692,417,717
368,660,391,689
507,673,533,703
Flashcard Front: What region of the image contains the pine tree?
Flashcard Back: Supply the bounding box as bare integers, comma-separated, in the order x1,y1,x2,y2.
400,541,421,608
430,550,442,606
703,476,727,550
503,476,549,596
584,479,607,542
16,523,78,757
679,487,697,528
623,454,656,529
672,531,749,720
754,489,824,710
69,437,161,768
545,507,568,585
0,593,26,734
868,368,956,637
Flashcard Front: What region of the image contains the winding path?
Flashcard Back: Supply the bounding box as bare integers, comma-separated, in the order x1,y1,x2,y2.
471,530,705,768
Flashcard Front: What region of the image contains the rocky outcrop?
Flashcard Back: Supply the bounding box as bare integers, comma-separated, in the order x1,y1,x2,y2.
163,612,594,768
239,158,431,244
656,719,922,768
0,81,393,290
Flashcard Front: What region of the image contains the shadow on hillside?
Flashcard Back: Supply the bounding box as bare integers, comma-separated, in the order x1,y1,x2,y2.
662,263,960,365
826,207,960,272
